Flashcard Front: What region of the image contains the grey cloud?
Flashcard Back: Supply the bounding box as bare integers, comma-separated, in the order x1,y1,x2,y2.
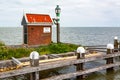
0,0,120,27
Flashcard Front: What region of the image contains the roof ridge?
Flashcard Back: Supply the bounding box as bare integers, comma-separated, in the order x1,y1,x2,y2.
25,13,50,16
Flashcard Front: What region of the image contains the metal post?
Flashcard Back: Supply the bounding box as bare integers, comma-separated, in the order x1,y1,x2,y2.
76,47,85,80
113,37,120,62
57,22,60,43
106,44,114,73
118,41,120,51
119,42,120,61
55,5,61,43
114,36,118,52
30,51,40,80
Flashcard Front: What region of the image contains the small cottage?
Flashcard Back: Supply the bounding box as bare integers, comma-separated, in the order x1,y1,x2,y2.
21,13,53,46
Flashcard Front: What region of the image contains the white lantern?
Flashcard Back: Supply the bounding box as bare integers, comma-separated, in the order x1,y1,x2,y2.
77,47,86,53
107,44,114,49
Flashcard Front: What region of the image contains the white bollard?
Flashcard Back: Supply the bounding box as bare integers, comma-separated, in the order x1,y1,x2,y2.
30,51,39,66
77,47,86,58
107,44,114,50
29,51,40,80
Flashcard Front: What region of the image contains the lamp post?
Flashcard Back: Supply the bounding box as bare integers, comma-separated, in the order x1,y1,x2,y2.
54,5,61,43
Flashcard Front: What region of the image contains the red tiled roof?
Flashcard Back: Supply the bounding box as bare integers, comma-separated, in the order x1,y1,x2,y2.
26,14,52,23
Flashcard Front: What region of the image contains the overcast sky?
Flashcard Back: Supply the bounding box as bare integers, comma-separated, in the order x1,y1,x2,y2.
0,0,120,27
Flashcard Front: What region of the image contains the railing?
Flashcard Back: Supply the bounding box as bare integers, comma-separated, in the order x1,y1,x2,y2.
0,37,120,80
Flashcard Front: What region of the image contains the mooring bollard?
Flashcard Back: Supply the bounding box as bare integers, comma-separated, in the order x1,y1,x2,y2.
106,44,114,73
76,47,86,80
118,41,120,61
118,41,120,51
29,51,40,80
114,36,120,61
114,36,119,52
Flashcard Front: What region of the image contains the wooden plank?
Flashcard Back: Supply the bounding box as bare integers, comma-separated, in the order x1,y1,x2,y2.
0,52,96,72
42,62,120,80
5,53,103,67
0,52,120,78
48,54,60,58
87,48,106,49
21,56,77,67
89,49,106,52
0,56,47,68
84,45,106,47
23,52,102,66
0,52,102,69
0,53,102,72
0,52,75,67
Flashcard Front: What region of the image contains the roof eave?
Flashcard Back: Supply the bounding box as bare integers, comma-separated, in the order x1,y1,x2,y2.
26,22,53,26
24,14,28,23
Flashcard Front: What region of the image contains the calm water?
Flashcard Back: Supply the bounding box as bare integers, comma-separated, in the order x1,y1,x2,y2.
0,27,120,80
0,27,120,45
59,27,120,46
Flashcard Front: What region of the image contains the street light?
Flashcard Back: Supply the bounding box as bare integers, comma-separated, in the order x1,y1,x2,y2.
54,5,61,43
55,5,61,21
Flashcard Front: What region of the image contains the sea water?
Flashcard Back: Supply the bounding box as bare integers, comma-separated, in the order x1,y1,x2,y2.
0,27,120,46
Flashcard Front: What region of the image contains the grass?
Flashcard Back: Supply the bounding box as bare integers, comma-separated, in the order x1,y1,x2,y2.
0,41,5,46
0,42,79,60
